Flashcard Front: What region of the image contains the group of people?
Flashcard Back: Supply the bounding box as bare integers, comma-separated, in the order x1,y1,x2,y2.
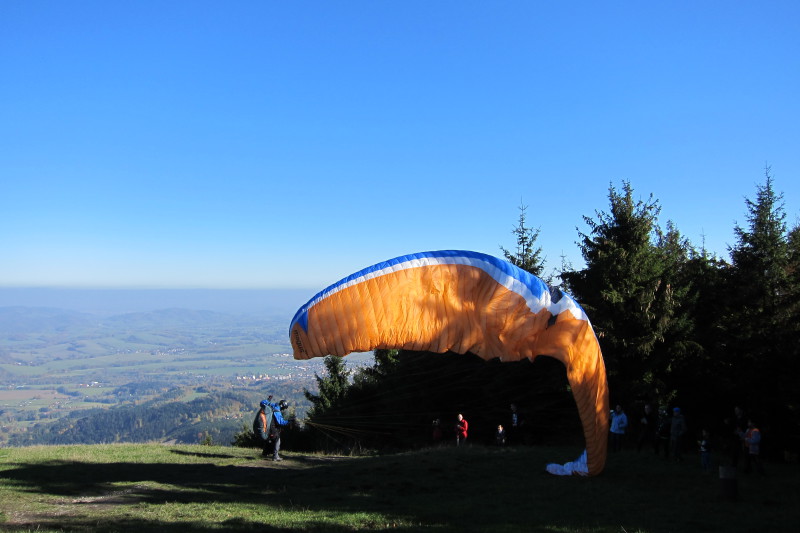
251,396,766,475
432,404,526,448
609,403,766,475
725,406,765,475
255,400,523,459
611,403,689,460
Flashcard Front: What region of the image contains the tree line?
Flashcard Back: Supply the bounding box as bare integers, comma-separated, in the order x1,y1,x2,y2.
299,168,799,460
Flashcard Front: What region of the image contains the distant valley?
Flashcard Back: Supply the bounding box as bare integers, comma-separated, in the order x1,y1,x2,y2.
0,292,372,447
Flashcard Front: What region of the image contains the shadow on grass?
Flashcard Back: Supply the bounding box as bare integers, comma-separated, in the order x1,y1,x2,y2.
2,460,274,502
0,517,316,533
1,446,799,533
0,517,426,533
2,452,453,498
169,449,240,459
0,447,573,532
0,449,467,532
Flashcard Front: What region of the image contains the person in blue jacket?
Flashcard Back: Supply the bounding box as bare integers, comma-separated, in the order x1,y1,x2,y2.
609,404,628,452
253,396,290,461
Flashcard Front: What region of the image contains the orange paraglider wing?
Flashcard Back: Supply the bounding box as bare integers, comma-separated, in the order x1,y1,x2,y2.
290,250,609,476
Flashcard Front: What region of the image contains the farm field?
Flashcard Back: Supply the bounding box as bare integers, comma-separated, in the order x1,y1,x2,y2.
1,305,373,446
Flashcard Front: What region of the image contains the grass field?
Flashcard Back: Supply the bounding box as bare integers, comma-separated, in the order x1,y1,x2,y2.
1,443,797,532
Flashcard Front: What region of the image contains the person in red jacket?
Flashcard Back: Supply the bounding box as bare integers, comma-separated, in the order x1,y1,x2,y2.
455,413,468,446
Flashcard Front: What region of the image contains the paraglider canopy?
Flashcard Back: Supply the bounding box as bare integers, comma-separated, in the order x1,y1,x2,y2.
290,250,609,476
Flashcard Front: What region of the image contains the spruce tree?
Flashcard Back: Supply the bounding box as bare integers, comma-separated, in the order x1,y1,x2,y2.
562,181,682,404
648,221,728,410
786,223,800,340
304,355,351,417
729,166,789,321
724,166,794,425
352,349,398,388
784,224,800,420
500,201,546,278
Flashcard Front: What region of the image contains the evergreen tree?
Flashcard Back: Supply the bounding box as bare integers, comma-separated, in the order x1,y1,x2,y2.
672,248,729,419
648,222,722,409
500,201,546,278
784,224,800,417
304,355,351,418
301,355,355,452
554,253,575,294
726,168,789,367
352,349,398,388
729,166,789,321
561,181,684,404
786,223,800,338
724,167,796,430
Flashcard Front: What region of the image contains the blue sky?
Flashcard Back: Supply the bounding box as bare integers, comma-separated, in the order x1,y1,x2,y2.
2,1,799,290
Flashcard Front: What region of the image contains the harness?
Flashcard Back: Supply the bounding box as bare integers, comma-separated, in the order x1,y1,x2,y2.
253,407,277,440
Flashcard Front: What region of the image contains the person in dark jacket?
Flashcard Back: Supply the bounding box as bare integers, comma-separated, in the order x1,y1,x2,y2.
637,403,657,452
508,403,525,445
670,407,687,461
655,408,672,458
495,424,507,446
698,429,712,472
743,418,765,475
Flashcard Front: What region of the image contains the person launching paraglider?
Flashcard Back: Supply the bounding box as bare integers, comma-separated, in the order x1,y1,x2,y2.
253,395,290,461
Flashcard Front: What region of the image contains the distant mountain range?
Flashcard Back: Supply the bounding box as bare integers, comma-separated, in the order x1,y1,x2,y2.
0,306,97,334
0,306,260,334
0,288,316,316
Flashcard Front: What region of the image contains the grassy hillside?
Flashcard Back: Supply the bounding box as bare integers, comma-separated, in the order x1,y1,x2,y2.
1,443,798,532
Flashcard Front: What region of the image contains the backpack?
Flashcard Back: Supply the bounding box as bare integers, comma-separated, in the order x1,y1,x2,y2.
253,408,274,440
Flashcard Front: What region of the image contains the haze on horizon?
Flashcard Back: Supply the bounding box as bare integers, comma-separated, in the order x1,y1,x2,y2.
0,287,315,316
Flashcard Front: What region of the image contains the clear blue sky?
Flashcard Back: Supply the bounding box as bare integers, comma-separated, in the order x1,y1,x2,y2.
2,1,798,290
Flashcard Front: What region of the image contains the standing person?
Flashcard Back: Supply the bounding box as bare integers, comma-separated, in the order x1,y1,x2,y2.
670,407,687,461
655,408,672,458
431,419,443,446
495,424,507,446
743,419,766,475
730,406,748,467
698,429,712,473
455,413,468,446
254,397,290,461
637,403,657,452
609,404,628,452
508,403,524,445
